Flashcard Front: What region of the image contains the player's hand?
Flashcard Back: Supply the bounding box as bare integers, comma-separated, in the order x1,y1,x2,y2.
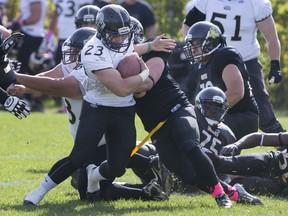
150,34,176,53
4,96,30,119
7,84,27,96
9,59,22,73
0,33,24,60
268,60,283,84
220,144,240,156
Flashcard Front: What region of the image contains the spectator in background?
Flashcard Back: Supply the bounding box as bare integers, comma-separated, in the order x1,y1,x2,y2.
44,0,93,112
119,0,157,38
93,0,111,8
0,0,8,26
182,0,286,134
7,0,48,112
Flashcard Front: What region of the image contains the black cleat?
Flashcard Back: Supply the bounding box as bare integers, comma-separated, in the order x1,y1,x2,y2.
234,183,263,205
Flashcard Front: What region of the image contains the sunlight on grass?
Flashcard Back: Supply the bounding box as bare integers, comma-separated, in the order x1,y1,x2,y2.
1,110,288,215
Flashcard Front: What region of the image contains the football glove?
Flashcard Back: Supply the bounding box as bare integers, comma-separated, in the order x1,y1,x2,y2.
220,144,240,156
268,60,283,84
0,32,24,61
4,96,30,119
9,59,22,73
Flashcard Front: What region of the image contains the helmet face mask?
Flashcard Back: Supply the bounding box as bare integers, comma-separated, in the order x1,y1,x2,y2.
184,21,224,64
130,16,145,44
28,51,55,74
61,27,96,68
96,5,133,53
195,87,228,127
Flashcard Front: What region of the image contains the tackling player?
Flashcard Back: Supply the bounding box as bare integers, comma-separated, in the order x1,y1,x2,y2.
0,25,30,119
183,21,259,140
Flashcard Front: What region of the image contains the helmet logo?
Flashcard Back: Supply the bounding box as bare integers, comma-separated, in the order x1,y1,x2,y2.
213,95,225,103
118,26,130,35
208,27,219,39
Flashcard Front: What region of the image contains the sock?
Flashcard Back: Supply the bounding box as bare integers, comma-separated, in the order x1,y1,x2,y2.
40,175,57,193
210,182,225,198
87,166,106,193
228,186,239,201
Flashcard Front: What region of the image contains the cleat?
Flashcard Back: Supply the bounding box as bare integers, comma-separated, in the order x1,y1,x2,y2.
234,183,263,205
70,169,80,189
143,180,168,201
86,190,101,203
150,155,173,196
86,164,100,202
215,193,233,208
23,189,44,206
273,152,288,185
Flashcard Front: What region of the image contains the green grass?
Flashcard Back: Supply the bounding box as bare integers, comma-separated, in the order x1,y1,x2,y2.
1,109,288,215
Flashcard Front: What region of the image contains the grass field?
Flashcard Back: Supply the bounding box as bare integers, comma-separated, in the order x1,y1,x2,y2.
1,109,288,216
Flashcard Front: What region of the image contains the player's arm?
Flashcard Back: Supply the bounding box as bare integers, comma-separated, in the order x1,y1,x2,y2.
14,73,82,99
96,57,149,97
134,56,164,94
35,63,63,78
220,132,288,156
222,64,244,108
134,34,176,56
257,16,282,84
257,16,280,65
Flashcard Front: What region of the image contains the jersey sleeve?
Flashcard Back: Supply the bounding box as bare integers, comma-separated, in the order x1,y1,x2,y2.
215,47,244,74
252,0,272,22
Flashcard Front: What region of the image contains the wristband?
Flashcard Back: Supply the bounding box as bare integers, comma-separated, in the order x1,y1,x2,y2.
138,69,149,81
260,133,265,147
147,42,151,54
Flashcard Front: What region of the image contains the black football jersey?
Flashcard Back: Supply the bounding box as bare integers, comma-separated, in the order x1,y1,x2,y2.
135,51,190,132
195,108,236,155
197,46,258,114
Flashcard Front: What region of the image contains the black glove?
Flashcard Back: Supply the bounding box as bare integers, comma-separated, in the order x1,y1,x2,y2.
4,96,30,119
220,144,240,156
7,18,23,31
0,32,24,61
268,60,283,84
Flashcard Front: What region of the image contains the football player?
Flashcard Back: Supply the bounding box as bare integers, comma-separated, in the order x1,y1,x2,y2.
182,0,285,134
132,37,263,207
183,21,259,140
189,87,288,197
0,26,30,119
13,8,175,205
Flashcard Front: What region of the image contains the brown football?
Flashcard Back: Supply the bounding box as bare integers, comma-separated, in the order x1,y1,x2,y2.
117,53,141,78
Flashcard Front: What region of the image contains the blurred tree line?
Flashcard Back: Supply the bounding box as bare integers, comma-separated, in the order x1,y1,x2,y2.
5,0,288,109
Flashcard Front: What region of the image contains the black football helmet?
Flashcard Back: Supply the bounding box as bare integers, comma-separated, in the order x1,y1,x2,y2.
28,51,55,74
195,87,228,127
75,5,100,28
184,21,225,63
130,16,144,44
62,27,96,66
96,4,133,53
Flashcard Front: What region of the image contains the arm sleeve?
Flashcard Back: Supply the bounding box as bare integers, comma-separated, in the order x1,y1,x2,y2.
0,87,8,105
183,6,206,27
